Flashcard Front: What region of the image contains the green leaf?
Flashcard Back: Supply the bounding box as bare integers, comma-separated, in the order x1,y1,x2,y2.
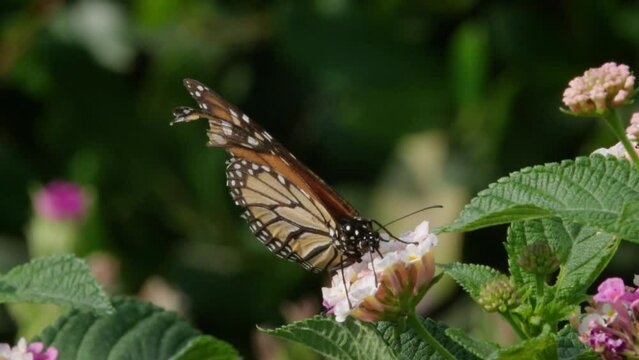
556,325,598,360
440,156,639,242
0,255,112,315
377,317,480,360
439,263,504,301
617,200,639,236
506,219,568,292
506,218,618,307
445,328,499,359
38,297,237,360
552,224,619,306
171,336,239,360
490,332,556,360
261,316,397,360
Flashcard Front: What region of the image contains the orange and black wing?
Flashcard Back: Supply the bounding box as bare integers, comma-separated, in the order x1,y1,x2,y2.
173,79,358,272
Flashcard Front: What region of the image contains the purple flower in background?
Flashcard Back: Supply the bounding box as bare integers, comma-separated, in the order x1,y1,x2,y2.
34,181,87,221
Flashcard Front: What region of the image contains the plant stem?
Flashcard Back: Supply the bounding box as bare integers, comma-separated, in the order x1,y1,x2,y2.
406,310,456,360
503,313,528,340
603,109,639,170
535,275,545,300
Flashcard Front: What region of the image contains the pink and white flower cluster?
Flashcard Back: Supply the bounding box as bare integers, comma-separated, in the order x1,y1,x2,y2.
322,221,437,322
593,112,639,159
576,277,639,359
0,338,57,360
563,62,635,115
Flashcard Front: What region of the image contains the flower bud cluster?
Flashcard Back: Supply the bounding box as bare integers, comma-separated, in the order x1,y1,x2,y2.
563,62,635,115
576,277,639,359
517,242,560,275
322,221,437,322
477,276,518,313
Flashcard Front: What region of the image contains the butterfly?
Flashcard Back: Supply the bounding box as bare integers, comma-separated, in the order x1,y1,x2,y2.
172,79,386,273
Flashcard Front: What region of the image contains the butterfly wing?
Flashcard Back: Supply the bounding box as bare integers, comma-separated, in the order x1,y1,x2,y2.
174,79,358,272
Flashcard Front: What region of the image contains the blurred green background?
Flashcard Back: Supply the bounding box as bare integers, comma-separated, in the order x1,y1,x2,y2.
2,0,639,358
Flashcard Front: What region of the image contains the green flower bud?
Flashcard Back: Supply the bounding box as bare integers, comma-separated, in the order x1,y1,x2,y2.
478,276,518,313
517,242,560,275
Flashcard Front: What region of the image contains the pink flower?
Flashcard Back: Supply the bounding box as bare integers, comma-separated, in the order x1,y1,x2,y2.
594,278,627,304
321,221,437,323
27,343,58,360
0,338,57,360
34,181,87,221
563,62,635,115
577,277,639,358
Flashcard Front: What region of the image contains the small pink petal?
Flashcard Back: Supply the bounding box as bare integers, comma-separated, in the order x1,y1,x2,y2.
593,277,626,303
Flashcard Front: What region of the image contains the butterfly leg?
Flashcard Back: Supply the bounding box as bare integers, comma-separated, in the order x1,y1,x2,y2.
369,250,378,285
339,255,353,309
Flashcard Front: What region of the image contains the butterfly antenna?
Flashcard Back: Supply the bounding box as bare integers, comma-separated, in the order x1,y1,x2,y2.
372,220,414,244
382,205,443,227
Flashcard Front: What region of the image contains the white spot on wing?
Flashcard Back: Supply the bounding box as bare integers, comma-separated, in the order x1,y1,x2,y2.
211,134,226,145
247,137,259,146
242,114,250,123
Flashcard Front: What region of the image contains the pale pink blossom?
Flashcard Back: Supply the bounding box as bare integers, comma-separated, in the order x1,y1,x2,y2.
563,62,635,114
627,113,639,140
321,221,437,323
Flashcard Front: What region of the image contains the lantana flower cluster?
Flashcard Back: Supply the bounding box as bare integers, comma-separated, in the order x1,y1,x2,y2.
322,221,437,322
562,62,635,115
0,338,57,360
576,277,639,359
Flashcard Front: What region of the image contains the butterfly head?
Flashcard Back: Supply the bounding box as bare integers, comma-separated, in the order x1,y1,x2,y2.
338,217,381,258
